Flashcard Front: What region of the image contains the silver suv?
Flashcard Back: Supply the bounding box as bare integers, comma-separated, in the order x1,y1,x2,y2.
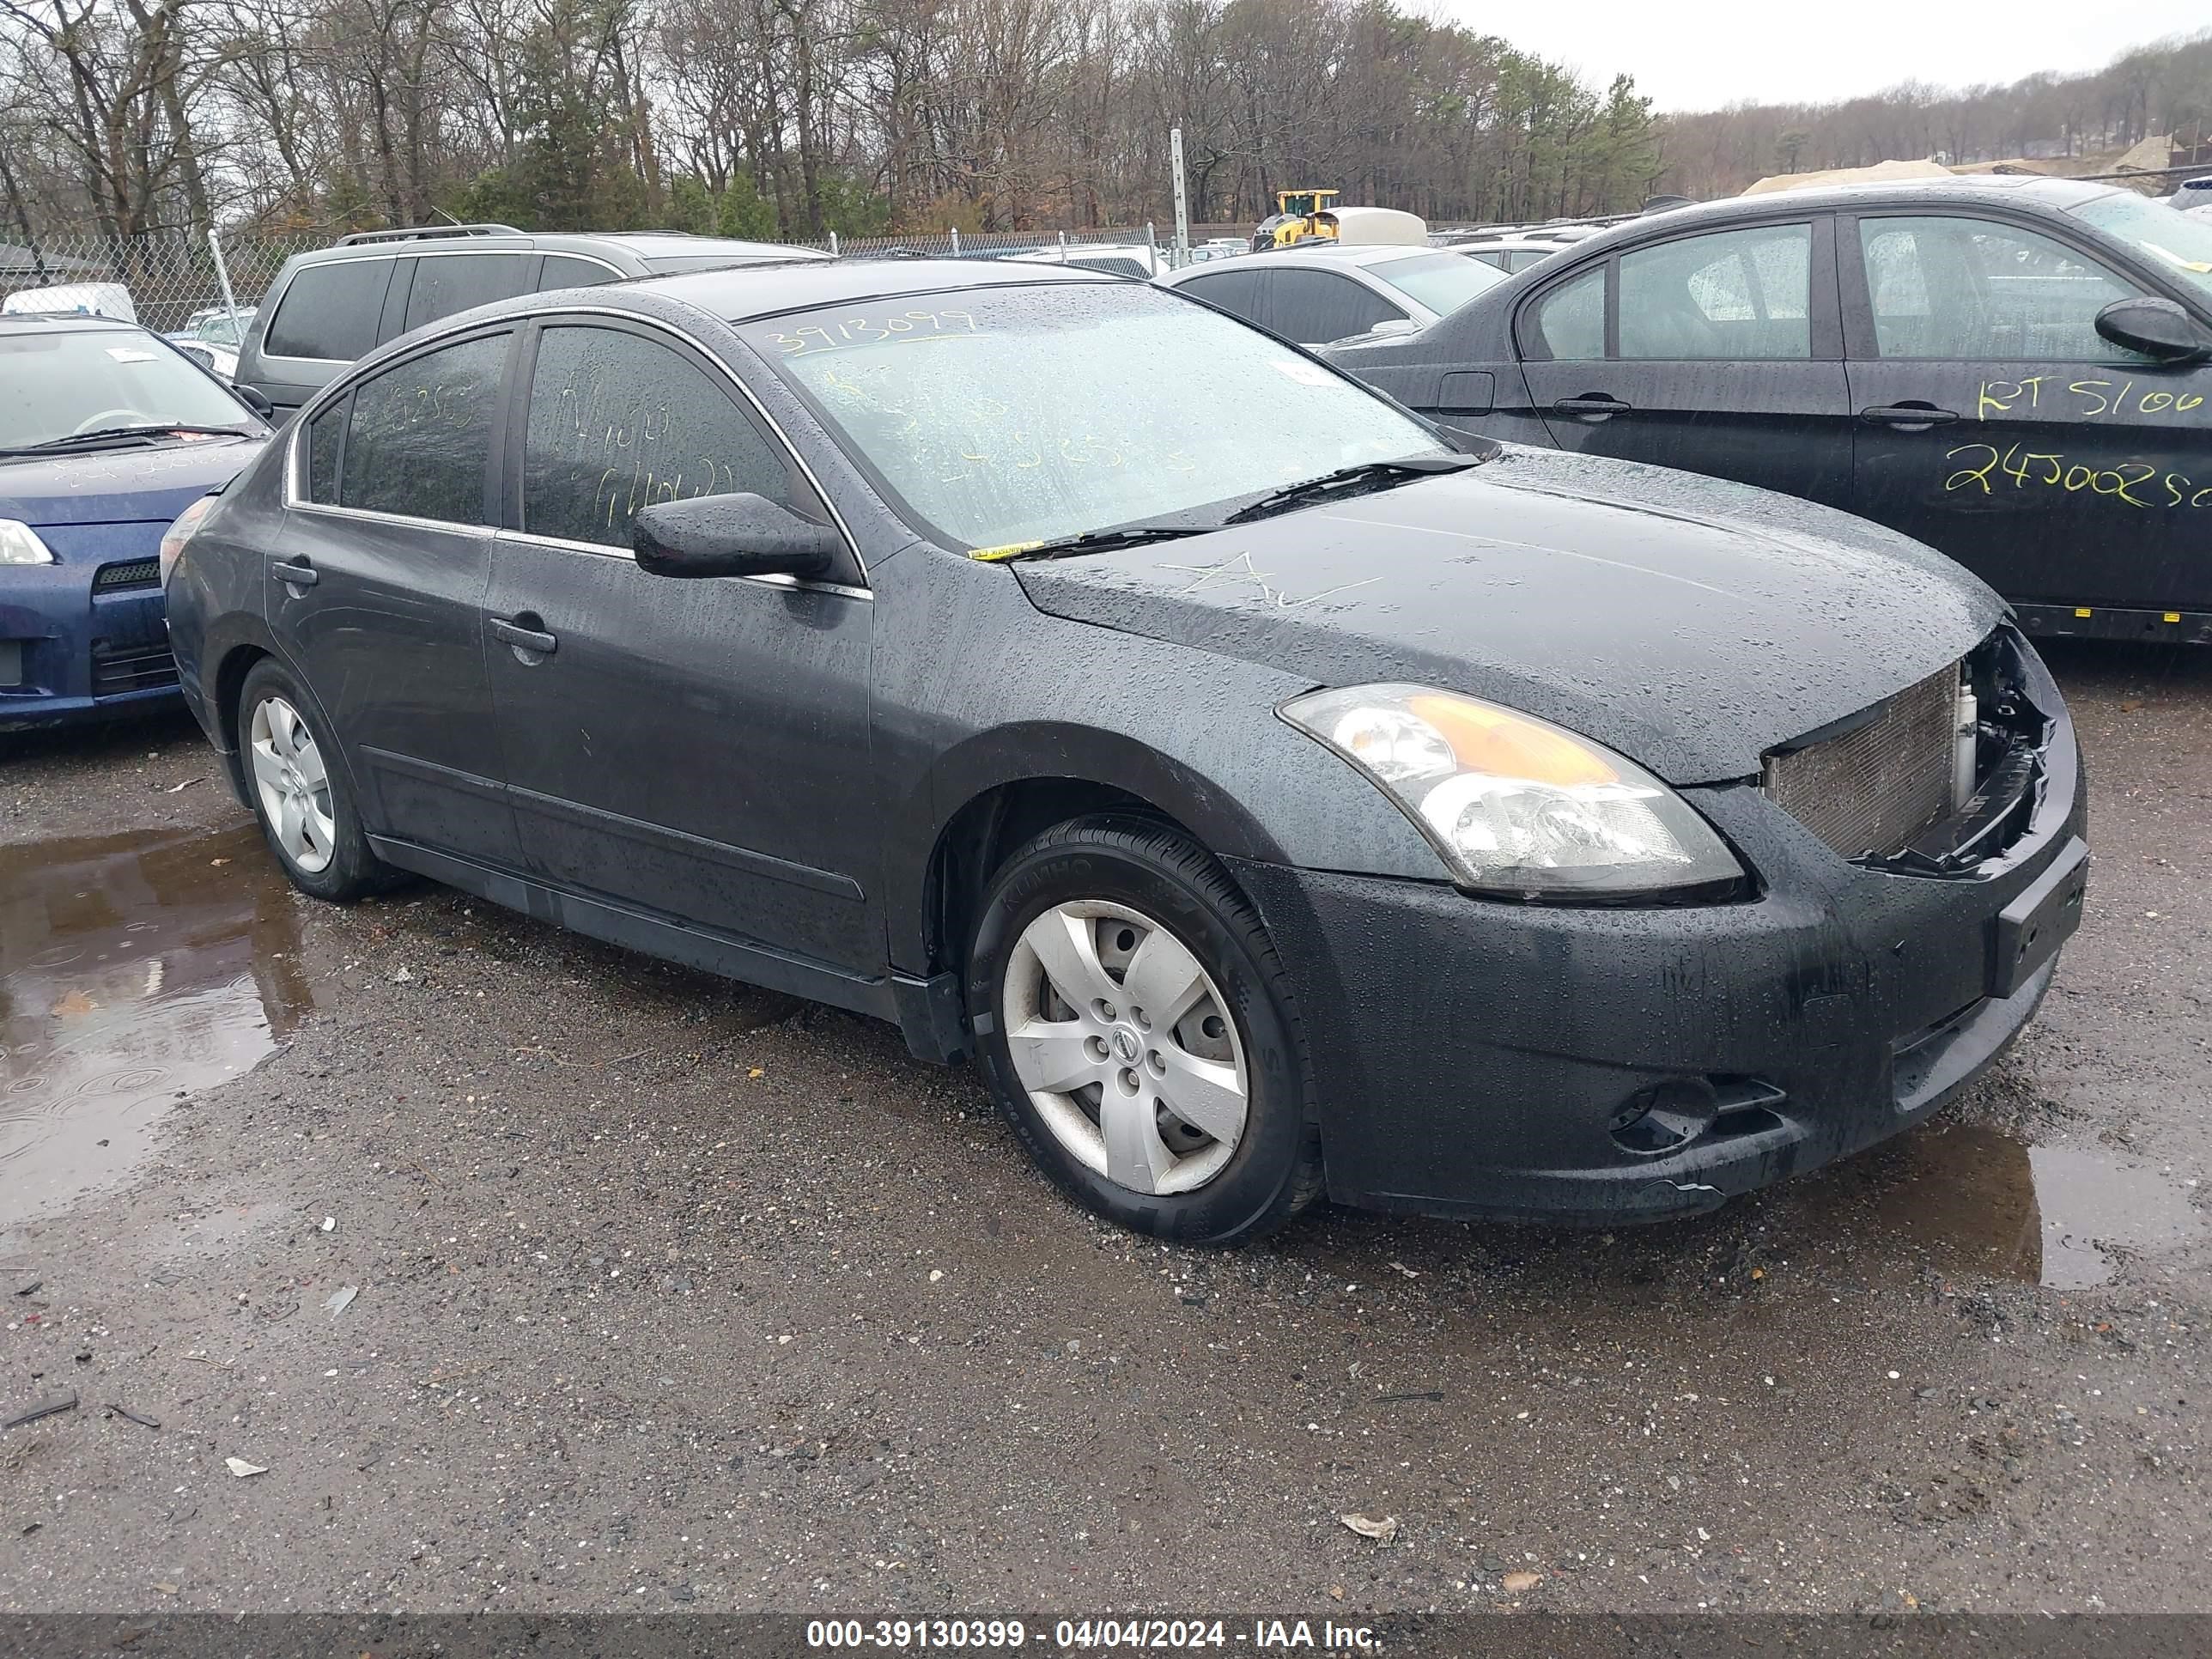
234,224,828,416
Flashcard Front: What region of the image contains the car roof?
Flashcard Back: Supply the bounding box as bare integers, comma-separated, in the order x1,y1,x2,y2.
286,229,830,265
1163,243,1438,279
640,258,1115,321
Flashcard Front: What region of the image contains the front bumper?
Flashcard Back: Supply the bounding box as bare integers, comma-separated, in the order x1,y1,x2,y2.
1230,681,2087,1224
0,543,177,731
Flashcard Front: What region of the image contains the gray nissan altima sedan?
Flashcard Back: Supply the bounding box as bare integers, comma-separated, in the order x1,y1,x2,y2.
161,259,2087,1244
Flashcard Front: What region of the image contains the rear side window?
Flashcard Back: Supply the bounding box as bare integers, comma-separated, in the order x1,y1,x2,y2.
540,255,621,290
403,254,532,333
264,260,390,360
1534,266,1604,360
305,399,343,503
1176,269,1265,325
1269,270,1404,345
338,332,508,526
521,325,792,549
1619,223,1812,360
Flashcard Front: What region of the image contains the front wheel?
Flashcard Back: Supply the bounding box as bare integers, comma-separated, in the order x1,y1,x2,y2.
968,816,1323,1244
236,659,392,902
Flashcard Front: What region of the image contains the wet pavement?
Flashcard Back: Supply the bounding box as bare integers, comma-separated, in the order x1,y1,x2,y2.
1,646,2209,1615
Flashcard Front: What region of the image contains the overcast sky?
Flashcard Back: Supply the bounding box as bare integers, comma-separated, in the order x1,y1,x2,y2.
1445,2,2211,112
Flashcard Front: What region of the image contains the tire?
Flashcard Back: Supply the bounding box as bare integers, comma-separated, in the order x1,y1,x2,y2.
968,814,1324,1244
235,659,392,902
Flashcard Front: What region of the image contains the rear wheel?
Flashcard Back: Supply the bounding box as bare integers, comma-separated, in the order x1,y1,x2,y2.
969,815,1323,1244
237,659,391,902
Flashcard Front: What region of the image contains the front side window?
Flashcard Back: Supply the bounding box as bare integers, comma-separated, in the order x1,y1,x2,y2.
403,253,532,334
1370,251,1505,318
522,325,793,549
1534,266,1604,360
264,260,389,361
0,327,251,448
744,283,1440,550
337,332,507,525
1619,222,1811,360
1859,216,2142,360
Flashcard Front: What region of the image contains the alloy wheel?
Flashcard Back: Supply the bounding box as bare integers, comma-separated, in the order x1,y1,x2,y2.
247,695,337,874
1000,900,1249,1195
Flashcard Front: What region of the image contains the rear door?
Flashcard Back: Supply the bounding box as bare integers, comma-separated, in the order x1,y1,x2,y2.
271,327,522,868
1842,210,2212,622
1515,217,1855,506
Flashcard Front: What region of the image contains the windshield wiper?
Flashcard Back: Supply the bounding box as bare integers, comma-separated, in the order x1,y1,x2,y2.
1223,451,1487,525
972,522,1216,563
7,422,254,455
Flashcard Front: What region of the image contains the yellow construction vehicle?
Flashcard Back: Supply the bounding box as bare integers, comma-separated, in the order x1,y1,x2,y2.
1251,189,1340,252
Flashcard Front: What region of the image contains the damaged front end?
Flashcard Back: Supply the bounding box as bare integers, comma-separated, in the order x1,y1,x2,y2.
1763,626,2057,878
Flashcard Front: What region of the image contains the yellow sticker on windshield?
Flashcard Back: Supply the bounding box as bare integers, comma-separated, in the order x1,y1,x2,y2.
969,541,1043,562
2143,240,2212,275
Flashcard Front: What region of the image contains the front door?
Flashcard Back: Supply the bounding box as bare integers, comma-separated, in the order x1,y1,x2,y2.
483,319,878,973
1516,218,1856,507
271,328,522,868
1843,210,2212,618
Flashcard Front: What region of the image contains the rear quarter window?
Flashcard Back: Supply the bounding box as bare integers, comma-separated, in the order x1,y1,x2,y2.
264,259,390,361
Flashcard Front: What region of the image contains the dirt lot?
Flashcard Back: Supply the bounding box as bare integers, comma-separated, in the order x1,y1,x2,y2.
2,640,2209,1619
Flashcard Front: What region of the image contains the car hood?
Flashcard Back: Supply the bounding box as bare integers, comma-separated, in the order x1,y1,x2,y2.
0,434,264,527
1011,445,2006,783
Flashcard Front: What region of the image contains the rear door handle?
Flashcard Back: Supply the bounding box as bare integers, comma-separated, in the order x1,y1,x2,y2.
488,616,557,656
1860,404,1960,429
270,560,318,588
1553,395,1631,420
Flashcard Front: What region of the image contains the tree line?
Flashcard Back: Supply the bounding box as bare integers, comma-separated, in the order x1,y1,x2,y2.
1664,30,2212,199
2,0,2205,252
0,0,1664,242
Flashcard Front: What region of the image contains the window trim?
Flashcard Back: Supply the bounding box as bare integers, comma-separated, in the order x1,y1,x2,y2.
284,302,869,596
1837,206,2150,363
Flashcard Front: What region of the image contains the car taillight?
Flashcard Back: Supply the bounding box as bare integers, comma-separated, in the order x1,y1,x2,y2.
159,494,218,589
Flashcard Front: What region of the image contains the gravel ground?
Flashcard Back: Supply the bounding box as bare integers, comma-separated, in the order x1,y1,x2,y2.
1,641,2209,1619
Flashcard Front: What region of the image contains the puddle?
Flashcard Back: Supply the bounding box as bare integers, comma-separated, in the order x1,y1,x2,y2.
0,823,309,1229
1822,1121,2203,1289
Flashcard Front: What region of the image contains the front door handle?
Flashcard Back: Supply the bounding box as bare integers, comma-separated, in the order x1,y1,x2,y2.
489,616,557,656
1860,403,1960,429
1553,394,1631,421
270,559,319,589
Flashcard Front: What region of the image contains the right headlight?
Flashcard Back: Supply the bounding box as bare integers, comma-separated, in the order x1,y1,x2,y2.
1281,684,1747,900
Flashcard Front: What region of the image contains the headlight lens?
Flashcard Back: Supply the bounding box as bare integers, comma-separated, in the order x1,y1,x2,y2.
1282,684,1747,898
0,519,56,565
159,494,218,587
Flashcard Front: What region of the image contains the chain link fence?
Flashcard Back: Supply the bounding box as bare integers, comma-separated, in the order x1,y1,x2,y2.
0,224,1257,337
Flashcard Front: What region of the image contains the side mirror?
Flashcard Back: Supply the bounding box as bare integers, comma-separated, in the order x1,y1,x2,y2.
233,383,275,419
1364,318,1421,338
2094,296,2212,365
634,492,844,580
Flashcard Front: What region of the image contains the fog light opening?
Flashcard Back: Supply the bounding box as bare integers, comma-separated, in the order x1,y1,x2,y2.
1609,1078,1720,1157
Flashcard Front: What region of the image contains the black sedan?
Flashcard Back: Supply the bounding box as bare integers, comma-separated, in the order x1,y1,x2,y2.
162,260,2087,1243
1328,176,2212,643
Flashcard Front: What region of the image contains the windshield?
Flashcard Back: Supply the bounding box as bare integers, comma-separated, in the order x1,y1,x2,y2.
2069,191,2212,301
744,283,1440,549
0,328,247,448
1373,251,1506,316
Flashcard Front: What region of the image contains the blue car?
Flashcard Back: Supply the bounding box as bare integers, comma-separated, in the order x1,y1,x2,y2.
2,313,268,730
